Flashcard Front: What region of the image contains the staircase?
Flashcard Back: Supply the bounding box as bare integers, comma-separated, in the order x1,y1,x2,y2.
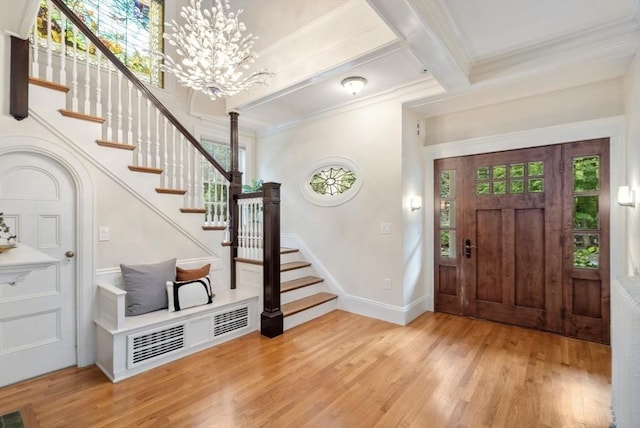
23,0,338,334
237,248,338,331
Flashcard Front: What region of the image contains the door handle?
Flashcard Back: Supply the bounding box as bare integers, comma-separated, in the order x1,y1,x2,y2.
465,239,477,259
65,250,75,258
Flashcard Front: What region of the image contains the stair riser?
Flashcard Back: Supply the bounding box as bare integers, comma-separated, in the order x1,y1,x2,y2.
280,266,315,282
281,283,326,305
280,251,300,264
283,300,337,331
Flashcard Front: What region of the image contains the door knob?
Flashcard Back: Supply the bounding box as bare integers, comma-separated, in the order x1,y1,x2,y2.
65,250,75,258
464,239,477,259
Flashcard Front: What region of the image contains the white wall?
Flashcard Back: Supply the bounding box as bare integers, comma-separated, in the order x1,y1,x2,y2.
623,52,640,276
258,100,407,314
401,107,427,318
425,78,625,145
0,29,234,366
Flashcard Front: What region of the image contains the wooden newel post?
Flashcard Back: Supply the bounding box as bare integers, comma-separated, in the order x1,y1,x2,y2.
261,182,283,338
10,36,29,121
229,112,242,289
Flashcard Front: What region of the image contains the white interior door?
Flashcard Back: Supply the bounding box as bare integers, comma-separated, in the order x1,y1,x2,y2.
0,152,76,386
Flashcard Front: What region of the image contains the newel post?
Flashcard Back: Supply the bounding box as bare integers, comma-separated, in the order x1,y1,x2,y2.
261,182,283,337
229,112,242,289
10,36,29,121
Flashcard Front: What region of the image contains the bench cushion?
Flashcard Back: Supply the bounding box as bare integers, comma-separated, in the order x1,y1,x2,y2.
121,258,176,316
167,276,214,312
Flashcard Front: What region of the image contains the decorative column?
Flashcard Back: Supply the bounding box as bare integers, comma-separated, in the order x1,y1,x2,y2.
261,182,283,337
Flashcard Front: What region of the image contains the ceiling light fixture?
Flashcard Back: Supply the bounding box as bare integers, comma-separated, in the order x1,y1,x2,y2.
160,0,273,100
341,76,367,95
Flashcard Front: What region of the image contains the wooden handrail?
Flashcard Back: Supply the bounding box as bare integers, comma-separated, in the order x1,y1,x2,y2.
50,0,230,181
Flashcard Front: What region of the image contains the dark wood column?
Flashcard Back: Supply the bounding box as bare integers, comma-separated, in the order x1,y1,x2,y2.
229,112,242,289
261,182,283,337
10,36,29,121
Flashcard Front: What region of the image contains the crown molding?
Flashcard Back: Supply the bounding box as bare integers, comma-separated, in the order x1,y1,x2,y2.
471,18,640,84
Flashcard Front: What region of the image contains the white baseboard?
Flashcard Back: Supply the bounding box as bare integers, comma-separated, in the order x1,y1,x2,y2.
281,233,428,326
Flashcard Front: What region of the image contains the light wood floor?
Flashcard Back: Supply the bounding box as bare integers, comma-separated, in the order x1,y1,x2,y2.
0,311,611,428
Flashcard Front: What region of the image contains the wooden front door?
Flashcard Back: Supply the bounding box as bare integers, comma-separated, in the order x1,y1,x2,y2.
434,139,610,343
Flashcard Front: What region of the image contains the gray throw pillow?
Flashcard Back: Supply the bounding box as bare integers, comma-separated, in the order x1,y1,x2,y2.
120,258,176,316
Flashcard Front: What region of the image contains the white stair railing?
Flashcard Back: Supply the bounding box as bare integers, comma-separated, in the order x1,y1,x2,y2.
237,197,263,261
29,0,230,227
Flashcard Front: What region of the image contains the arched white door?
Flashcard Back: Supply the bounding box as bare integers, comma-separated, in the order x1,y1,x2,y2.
0,152,77,386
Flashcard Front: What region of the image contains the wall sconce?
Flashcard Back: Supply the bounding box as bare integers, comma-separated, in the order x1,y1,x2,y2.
617,186,635,207
410,196,422,211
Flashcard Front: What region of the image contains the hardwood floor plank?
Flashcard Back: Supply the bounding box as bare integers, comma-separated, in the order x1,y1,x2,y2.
0,311,610,427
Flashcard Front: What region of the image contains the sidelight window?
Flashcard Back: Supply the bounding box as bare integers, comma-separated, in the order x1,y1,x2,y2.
572,156,600,269
439,170,456,258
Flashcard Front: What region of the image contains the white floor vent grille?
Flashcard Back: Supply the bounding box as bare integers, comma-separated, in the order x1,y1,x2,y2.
214,306,249,337
128,324,185,367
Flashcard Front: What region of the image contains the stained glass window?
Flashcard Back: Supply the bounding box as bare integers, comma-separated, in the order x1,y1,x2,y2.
310,167,356,196
37,0,164,87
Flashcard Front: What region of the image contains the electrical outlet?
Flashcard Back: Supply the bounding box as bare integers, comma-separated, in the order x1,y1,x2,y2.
384,278,391,290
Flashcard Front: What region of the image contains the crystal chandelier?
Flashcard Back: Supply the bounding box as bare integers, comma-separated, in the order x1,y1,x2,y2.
161,0,272,100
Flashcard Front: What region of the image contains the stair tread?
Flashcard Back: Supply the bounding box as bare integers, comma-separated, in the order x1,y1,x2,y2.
128,165,163,174
280,247,299,254
281,275,324,293
96,140,136,151
59,109,105,124
281,261,311,272
29,77,70,93
282,292,337,317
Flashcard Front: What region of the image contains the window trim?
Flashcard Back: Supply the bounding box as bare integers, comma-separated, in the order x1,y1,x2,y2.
300,156,362,207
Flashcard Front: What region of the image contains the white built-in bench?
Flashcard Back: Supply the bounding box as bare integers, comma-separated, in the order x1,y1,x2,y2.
94,271,259,383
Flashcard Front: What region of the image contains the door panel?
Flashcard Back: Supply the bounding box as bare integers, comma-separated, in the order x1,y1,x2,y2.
435,139,610,343
514,208,545,309
0,152,76,386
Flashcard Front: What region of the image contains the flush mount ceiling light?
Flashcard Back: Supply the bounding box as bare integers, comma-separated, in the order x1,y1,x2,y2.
160,0,273,100
341,76,367,95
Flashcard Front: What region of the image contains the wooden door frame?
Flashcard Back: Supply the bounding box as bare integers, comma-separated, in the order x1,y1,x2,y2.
424,117,627,314
0,137,95,367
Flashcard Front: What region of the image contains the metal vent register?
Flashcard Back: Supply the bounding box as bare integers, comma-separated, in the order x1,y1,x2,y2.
128,325,185,367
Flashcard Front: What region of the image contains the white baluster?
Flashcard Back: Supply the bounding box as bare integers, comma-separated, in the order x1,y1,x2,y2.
71,25,78,111
196,152,204,211
84,38,91,114
187,144,194,207
146,98,152,167
117,71,123,141
31,22,40,78
95,50,102,117
178,135,185,191
106,60,113,141
154,108,161,169
45,0,53,81
127,80,133,145
162,117,168,188
59,14,67,85
136,90,142,166
171,126,177,189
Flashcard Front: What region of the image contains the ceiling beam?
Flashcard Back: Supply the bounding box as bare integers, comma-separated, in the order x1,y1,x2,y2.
366,0,471,91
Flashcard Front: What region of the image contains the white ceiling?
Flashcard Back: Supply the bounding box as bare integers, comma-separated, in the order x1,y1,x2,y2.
223,0,640,131
2,0,639,131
